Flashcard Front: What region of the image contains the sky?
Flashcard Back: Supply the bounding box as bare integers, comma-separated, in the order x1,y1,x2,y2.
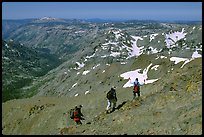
2,2,202,21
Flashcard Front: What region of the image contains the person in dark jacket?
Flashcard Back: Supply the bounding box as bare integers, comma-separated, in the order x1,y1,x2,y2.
106,86,117,114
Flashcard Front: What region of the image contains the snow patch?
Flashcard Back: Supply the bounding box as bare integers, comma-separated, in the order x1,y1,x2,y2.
82,70,90,75
150,33,158,42
151,65,159,71
110,51,120,57
128,36,144,58
75,93,79,97
92,64,100,69
75,62,85,70
165,28,187,48
120,63,159,88
85,90,90,95
72,83,78,88
86,53,95,59
170,51,201,68
192,51,202,59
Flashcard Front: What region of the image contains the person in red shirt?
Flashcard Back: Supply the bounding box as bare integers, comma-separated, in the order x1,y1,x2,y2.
73,105,84,125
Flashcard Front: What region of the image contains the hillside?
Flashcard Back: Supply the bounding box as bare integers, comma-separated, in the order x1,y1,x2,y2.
2,40,63,102
2,19,202,135
2,58,202,135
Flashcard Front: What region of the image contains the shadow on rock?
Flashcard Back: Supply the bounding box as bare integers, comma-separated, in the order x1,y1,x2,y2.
116,101,127,110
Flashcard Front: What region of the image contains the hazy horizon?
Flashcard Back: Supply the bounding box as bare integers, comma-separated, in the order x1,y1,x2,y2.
2,2,202,21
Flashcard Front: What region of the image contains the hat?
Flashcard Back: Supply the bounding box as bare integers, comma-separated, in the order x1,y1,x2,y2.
135,78,138,81
78,105,83,108
112,86,116,89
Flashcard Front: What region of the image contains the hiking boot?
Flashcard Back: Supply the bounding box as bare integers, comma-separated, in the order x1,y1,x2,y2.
112,107,115,111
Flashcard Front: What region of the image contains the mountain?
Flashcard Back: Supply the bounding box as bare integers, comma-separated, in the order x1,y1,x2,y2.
2,19,202,135
2,40,63,102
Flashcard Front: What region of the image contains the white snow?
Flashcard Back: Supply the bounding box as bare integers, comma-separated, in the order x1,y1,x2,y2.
86,53,95,59
92,64,100,69
170,51,202,68
180,59,192,68
75,93,79,97
5,44,9,48
165,28,187,48
72,83,78,88
64,72,67,75
121,62,127,65
85,90,90,95
101,55,108,58
150,33,158,42
170,57,188,64
110,51,121,57
151,65,159,71
102,41,118,46
147,46,159,54
3,57,9,60
155,55,167,60
77,72,80,75
75,30,85,34
160,56,167,59
120,63,159,88
192,51,202,59
40,17,56,20
82,70,90,75
102,70,105,73
128,36,144,58
113,30,121,40
75,62,85,69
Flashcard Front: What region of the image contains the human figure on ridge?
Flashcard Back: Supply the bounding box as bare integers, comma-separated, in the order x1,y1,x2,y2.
106,86,117,114
129,77,141,99
73,105,85,125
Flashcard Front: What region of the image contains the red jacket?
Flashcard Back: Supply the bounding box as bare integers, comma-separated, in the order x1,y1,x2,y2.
73,111,80,121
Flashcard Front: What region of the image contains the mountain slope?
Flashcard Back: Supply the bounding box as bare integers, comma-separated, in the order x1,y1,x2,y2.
2,58,202,135
2,40,63,102
2,20,202,135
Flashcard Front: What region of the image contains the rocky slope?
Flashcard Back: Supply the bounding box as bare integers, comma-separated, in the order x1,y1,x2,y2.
2,19,202,135
2,57,202,135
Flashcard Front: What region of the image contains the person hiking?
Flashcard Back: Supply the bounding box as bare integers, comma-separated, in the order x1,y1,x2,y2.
73,105,84,125
106,86,117,114
129,77,140,99
77,105,84,118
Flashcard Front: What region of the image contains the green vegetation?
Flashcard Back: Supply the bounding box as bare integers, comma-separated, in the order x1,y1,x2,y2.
2,40,63,102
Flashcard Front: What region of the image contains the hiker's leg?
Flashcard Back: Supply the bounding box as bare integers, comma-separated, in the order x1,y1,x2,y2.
106,99,111,111
76,120,82,125
133,91,136,99
78,120,82,125
112,100,116,111
138,91,140,97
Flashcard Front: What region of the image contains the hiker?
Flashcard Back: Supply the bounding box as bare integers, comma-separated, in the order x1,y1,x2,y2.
73,105,84,125
129,77,140,99
106,86,117,114
77,105,84,118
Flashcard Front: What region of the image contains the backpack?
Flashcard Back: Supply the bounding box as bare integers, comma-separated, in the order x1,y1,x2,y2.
133,82,139,93
107,89,115,100
70,109,74,119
